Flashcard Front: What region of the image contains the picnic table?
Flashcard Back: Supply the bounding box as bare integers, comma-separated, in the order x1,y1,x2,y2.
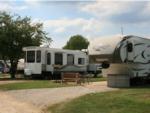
61,72,90,84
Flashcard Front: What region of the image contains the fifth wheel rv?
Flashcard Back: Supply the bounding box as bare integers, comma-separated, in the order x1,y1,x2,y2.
88,35,150,87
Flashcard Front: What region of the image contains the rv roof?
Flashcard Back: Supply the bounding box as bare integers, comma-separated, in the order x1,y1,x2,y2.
88,35,150,55
22,46,85,54
125,35,150,41
88,35,123,55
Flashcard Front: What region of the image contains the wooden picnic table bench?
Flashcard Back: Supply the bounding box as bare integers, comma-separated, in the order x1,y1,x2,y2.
61,72,89,84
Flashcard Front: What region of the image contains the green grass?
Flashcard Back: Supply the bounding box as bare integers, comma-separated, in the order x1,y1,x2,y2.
0,76,106,90
48,86,150,113
0,80,76,90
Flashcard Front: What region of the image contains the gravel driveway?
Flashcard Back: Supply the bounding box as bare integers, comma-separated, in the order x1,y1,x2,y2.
0,81,117,113
0,91,41,113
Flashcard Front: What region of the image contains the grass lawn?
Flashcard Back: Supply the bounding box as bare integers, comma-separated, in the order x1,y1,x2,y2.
48,86,150,113
0,77,105,90
0,80,77,90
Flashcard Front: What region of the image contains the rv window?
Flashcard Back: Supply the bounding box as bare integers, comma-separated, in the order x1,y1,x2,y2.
67,54,74,65
47,53,51,65
127,43,133,52
78,58,85,65
55,53,63,65
27,51,35,63
36,50,41,63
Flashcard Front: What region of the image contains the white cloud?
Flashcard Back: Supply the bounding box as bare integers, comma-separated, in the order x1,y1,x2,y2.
54,27,65,33
24,0,42,6
43,18,102,33
38,17,103,48
81,1,129,17
0,1,28,12
81,1,150,24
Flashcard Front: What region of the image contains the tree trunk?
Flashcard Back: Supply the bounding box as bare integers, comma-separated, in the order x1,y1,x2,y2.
10,60,18,79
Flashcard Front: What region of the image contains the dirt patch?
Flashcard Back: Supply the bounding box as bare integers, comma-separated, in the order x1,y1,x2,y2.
83,81,116,92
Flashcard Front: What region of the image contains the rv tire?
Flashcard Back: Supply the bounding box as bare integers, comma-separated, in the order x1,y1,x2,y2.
24,75,32,80
42,72,52,80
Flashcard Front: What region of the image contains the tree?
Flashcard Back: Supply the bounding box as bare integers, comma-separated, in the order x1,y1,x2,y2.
42,36,52,47
0,12,51,78
63,35,89,50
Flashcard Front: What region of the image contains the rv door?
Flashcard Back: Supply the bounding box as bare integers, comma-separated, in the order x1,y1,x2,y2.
24,50,42,75
126,42,134,62
46,52,53,72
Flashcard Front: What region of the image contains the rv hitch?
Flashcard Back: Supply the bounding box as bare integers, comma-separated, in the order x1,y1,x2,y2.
101,61,110,69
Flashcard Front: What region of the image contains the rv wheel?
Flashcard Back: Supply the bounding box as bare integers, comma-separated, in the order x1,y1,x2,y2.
24,75,31,80
42,72,52,80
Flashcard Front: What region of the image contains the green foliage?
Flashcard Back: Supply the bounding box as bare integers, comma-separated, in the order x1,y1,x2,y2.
0,12,49,59
63,35,89,50
42,36,53,47
48,87,150,113
0,12,51,78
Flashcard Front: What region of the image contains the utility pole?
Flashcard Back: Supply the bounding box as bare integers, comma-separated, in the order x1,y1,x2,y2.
121,25,124,36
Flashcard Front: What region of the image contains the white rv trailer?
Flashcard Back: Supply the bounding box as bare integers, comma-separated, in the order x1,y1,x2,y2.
88,35,150,87
23,46,90,78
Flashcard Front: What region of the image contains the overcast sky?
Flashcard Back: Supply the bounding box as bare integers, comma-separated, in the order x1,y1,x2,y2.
0,0,150,48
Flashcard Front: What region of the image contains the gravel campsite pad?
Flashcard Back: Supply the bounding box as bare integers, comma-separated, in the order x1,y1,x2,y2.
0,91,41,113
0,81,117,113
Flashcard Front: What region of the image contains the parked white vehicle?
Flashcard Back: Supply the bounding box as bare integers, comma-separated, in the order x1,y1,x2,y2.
23,46,91,78
0,60,10,73
88,35,150,87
